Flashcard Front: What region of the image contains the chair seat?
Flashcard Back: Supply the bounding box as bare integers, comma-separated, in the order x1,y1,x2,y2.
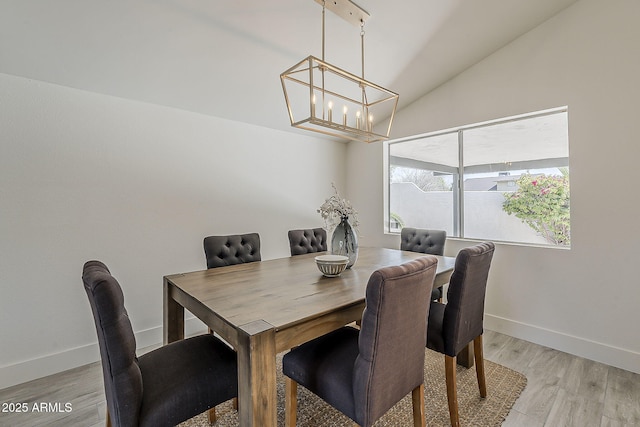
283,327,360,421
138,335,238,427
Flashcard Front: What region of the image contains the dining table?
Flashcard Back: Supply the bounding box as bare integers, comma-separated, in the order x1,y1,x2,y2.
163,246,459,426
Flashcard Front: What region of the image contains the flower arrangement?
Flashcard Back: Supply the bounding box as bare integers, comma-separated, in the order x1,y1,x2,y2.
317,183,360,230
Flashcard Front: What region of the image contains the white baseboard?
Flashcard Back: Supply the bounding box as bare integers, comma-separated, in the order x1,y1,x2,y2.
0,317,208,390
485,314,640,374
4,314,639,390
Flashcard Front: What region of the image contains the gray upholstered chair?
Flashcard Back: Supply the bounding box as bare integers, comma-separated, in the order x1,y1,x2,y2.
82,260,238,427
283,256,439,427
400,227,447,301
203,233,260,417
203,233,261,268
288,228,327,256
426,242,495,427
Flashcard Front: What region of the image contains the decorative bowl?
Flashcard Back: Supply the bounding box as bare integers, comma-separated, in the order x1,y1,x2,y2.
314,255,349,277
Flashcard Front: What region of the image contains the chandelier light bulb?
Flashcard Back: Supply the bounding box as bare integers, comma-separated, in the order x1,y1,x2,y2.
311,93,316,117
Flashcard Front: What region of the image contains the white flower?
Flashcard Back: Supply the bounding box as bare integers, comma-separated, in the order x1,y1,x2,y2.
317,183,360,230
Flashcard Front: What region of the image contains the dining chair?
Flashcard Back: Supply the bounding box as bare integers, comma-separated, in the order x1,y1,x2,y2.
283,256,439,427
400,227,447,301
426,241,495,427
203,233,261,418
203,233,261,268
288,228,327,256
82,260,238,427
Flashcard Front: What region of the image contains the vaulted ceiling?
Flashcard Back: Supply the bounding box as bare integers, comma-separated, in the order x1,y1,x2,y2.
0,0,578,137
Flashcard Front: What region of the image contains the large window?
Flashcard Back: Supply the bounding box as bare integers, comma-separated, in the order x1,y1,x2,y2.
387,108,570,247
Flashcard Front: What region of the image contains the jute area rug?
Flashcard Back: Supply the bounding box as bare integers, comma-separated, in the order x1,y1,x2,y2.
180,348,527,426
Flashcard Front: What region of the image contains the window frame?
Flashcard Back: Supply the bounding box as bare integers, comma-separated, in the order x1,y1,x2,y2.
385,106,570,248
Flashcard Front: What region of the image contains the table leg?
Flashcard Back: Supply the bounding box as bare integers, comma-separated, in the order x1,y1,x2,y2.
163,278,184,344
237,320,277,427
457,343,474,368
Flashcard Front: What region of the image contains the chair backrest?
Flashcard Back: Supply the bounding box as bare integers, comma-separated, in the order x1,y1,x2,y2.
400,227,446,256
288,228,327,256
82,260,142,427
353,256,438,426
203,233,261,268
443,242,495,356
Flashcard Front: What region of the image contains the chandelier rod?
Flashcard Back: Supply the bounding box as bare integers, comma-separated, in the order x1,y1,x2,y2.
360,20,365,80
321,1,326,62
321,1,327,119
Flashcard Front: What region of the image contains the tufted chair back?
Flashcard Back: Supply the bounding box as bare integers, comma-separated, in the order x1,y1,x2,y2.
203,233,261,269
401,228,447,301
400,228,446,256
288,228,327,256
82,260,143,427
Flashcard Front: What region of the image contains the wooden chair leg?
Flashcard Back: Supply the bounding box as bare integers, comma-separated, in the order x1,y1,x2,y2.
285,377,298,427
208,397,237,425
473,335,487,398
209,326,238,417
411,383,426,427
445,355,460,427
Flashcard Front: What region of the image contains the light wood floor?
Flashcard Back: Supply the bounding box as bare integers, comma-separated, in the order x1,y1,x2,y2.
1,329,638,426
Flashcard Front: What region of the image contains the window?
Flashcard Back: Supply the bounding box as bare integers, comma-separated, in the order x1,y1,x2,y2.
387,108,570,247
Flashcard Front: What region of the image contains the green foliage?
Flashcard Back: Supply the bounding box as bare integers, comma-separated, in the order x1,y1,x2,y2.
390,212,405,229
502,173,570,246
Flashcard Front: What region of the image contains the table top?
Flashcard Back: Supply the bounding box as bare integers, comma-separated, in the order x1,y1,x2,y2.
165,247,455,333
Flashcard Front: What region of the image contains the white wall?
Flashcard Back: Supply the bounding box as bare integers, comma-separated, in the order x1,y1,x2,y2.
0,73,346,388
347,0,640,373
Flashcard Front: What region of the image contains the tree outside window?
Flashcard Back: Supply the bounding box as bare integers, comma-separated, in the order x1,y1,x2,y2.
502,169,570,246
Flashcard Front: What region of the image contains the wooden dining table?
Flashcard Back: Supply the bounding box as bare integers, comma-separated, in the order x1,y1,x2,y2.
163,246,457,427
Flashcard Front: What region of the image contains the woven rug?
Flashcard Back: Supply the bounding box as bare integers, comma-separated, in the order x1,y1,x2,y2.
179,348,527,426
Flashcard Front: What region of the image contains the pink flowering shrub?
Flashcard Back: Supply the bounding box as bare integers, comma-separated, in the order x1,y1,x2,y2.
502,173,570,245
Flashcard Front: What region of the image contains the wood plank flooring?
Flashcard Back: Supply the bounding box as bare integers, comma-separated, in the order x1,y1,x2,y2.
1,330,638,426
484,331,640,426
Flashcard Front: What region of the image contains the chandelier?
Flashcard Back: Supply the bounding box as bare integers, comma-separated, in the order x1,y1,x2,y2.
280,0,399,143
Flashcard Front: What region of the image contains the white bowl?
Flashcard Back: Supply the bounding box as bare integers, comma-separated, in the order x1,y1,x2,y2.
315,255,349,277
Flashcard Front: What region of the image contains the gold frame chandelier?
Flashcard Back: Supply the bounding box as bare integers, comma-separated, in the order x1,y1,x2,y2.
280,0,399,143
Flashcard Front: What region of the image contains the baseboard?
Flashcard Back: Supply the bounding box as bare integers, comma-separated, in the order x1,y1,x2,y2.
485,314,640,374
0,317,208,390
4,314,639,390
